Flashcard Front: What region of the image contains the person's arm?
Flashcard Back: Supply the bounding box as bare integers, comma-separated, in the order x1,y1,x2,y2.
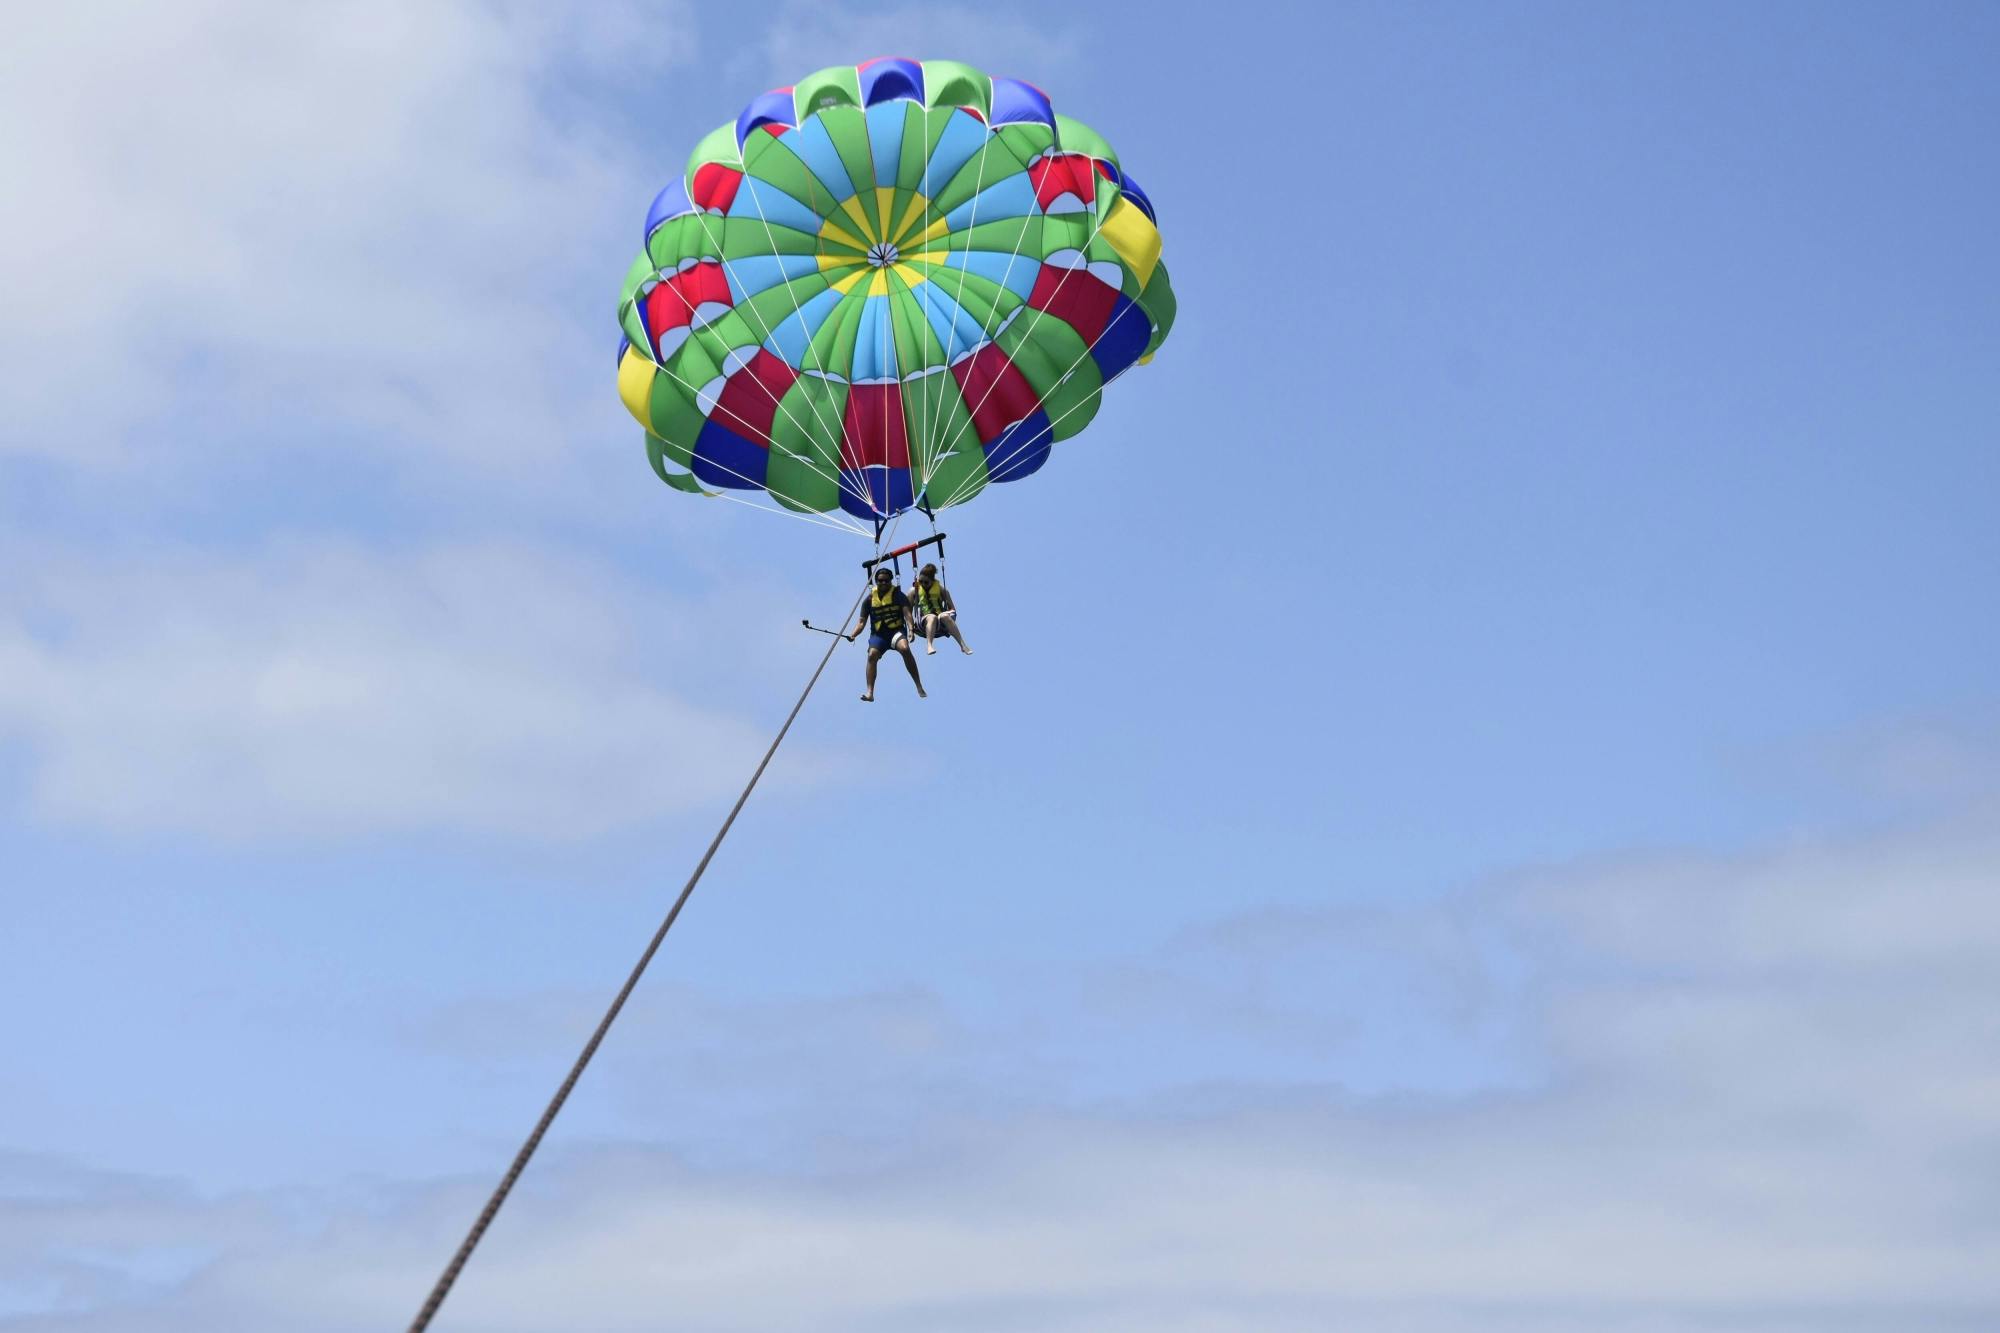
848,599,868,639
900,589,917,636
941,585,956,614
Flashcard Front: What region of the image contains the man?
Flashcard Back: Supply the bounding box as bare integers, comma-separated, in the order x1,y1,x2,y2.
910,563,971,655
848,566,925,702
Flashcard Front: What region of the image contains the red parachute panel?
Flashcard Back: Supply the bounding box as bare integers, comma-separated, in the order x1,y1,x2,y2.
712,349,798,447
951,344,1042,445
1028,154,1100,212
840,383,911,469
644,261,733,336
1027,265,1120,346
691,162,744,213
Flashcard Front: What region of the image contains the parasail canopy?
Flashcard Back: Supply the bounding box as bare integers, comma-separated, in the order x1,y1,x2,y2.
616,57,1177,533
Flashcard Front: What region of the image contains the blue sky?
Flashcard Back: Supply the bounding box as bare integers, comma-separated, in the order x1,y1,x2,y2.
3,1,1998,1329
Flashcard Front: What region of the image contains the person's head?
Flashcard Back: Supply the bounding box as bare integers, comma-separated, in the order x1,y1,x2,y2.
873,568,893,588
918,563,937,582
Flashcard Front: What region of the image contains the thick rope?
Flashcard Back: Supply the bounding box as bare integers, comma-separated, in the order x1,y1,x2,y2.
405,592,861,1332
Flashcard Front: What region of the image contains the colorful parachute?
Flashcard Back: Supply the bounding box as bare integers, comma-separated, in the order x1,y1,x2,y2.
615,58,1177,527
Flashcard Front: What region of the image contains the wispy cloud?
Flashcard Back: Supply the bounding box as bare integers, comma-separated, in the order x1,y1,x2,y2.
0,0,691,478
8,813,1996,1329
0,537,851,838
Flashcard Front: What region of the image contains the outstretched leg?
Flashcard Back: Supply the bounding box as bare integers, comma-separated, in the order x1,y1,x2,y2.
941,616,970,653
922,613,939,654
863,647,881,701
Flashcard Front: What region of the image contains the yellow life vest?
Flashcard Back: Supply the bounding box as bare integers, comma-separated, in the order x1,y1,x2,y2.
914,579,947,614
869,586,904,633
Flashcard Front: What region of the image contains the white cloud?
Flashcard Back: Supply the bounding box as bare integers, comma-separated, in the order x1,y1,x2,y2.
6,814,1999,1329
0,538,849,838
0,0,689,474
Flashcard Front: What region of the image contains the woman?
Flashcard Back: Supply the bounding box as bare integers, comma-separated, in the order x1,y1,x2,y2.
910,563,971,656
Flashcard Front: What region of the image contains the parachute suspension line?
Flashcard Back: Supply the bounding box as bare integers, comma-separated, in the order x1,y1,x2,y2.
865,506,922,587
689,189,874,516
406,579,870,1333
946,320,1149,514
714,182,850,453
879,220,894,522
911,111,936,501
854,116,918,532
948,278,1149,509
635,274,863,518
932,163,1146,511
929,149,1048,500
709,489,872,539
928,176,1127,512
913,102,956,504
692,152,910,523
637,342,872,528
923,107,1004,497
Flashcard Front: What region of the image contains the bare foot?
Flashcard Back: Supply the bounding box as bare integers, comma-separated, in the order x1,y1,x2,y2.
859,693,873,702
917,686,927,699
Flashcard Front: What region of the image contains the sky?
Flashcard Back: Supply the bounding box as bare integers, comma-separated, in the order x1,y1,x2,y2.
2,0,1998,1328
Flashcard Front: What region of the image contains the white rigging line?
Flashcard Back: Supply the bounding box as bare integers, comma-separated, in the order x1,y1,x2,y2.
703,138,878,515
958,352,1143,511
710,488,872,538
921,108,1008,500
634,272,864,518
630,336,870,535
938,273,1148,511
931,164,1130,511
